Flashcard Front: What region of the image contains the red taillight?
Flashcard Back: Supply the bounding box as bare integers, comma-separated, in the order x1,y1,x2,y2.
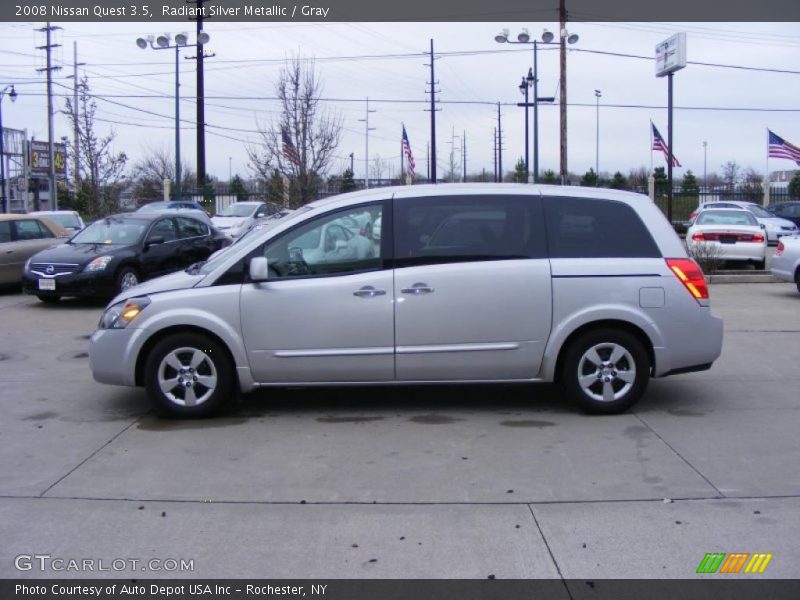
666,258,709,302
752,233,765,243
776,241,784,256
691,232,706,241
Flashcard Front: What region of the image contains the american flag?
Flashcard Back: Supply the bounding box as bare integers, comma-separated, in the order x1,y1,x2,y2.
282,127,301,166
768,130,800,166
651,122,681,167
402,125,415,179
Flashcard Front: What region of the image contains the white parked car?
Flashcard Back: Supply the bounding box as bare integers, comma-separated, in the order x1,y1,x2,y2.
690,201,797,244
686,208,767,269
212,201,280,239
30,210,85,234
771,235,800,292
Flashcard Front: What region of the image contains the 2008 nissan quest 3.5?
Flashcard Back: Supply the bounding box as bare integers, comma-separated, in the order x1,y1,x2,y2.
89,184,724,417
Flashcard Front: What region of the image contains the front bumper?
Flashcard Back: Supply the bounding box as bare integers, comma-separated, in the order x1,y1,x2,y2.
89,326,144,387
22,270,118,298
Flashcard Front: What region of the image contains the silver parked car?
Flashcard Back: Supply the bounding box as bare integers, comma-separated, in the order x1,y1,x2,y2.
771,235,800,292
211,201,281,239
89,184,723,417
690,201,797,244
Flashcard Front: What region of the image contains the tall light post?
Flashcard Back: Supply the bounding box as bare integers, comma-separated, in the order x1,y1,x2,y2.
0,85,18,214
702,140,707,193
518,72,532,180
495,28,559,183
136,33,208,200
594,89,601,177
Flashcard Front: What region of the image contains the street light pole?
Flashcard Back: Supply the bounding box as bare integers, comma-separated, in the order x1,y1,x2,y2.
703,140,707,193
519,76,529,179
0,85,18,214
136,33,205,201
495,29,568,184
594,89,601,176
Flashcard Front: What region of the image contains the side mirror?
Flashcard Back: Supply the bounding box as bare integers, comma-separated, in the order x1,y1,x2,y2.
249,256,269,282
144,235,165,250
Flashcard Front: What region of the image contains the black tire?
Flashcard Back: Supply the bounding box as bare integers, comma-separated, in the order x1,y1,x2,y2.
561,328,650,414
36,295,60,304
753,259,766,271
116,266,140,295
144,333,235,418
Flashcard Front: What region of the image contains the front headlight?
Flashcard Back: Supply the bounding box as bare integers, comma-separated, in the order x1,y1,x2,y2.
84,256,114,272
99,296,151,329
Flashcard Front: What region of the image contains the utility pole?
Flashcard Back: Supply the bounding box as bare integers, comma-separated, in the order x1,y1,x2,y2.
186,0,214,194
497,103,503,182
559,0,568,184
425,39,440,184
66,41,85,187
493,127,498,182
703,140,707,192
358,97,376,188
462,130,466,182
36,23,61,209
426,142,430,182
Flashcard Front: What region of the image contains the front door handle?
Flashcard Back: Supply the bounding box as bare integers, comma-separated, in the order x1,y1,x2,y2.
401,283,434,295
353,285,386,298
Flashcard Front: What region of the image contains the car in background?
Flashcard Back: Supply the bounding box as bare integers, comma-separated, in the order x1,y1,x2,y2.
686,208,767,269
137,200,209,215
771,235,800,293
689,201,797,244
766,201,800,228
22,211,230,302
0,214,70,285
211,201,280,239
30,210,86,234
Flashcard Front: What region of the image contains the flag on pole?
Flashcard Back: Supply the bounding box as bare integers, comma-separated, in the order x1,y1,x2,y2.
282,127,301,166
767,129,800,166
651,122,681,167
402,125,416,179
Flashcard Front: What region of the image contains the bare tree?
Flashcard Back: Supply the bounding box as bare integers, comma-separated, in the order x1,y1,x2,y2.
63,77,127,217
370,154,387,181
130,145,196,205
628,166,649,191
721,161,741,191
247,58,342,207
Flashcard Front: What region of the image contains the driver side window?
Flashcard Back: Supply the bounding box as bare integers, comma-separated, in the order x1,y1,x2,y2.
261,203,384,279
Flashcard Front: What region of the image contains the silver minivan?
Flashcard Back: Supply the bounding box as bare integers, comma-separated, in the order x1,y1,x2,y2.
89,184,723,417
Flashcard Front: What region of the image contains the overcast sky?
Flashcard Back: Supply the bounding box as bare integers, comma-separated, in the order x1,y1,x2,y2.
1,20,799,184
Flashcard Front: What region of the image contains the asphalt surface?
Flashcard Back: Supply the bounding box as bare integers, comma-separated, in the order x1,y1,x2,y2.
0,282,798,580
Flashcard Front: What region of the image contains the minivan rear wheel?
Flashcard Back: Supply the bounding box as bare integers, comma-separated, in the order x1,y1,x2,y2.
561,328,649,414
144,333,234,417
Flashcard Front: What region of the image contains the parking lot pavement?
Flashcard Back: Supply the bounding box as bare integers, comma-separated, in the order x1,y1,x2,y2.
0,283,798,579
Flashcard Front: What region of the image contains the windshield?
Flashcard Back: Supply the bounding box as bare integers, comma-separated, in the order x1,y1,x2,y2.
43,213,81,228
199,208,307,274
217,204,258,217
71,218,148,245
696,210,758,227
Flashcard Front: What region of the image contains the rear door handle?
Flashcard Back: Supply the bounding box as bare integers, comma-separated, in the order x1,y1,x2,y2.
401,283,434,295
353,285,386,298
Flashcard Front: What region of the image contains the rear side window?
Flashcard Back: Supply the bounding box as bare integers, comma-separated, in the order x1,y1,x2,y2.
544,196,661,259
14,219,54,240
0,221,11,243
394,195,546,267
176,217,209,238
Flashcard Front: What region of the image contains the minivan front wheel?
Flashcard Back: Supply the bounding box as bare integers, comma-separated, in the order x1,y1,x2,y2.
144,333,234,417
562,329,649,414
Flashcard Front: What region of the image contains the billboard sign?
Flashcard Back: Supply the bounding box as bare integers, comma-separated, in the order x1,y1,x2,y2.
655,33,687,77
30,141,67,177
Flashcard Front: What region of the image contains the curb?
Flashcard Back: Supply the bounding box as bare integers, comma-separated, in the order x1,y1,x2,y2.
707,273,781,284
